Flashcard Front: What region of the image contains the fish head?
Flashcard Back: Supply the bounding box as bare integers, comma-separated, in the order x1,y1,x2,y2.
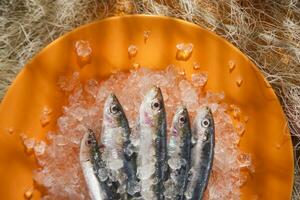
80,129,97,162
103,93,127,128
193,106,214,143
140,86,165,127
171,106,191,138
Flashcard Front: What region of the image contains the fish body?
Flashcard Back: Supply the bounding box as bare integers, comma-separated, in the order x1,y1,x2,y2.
80,130,107,200
166,106,192,200
185,107,215,200
137,86,168,200
101,94,139,198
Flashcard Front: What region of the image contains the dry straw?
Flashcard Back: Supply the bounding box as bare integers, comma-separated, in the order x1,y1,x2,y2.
0,0,299,198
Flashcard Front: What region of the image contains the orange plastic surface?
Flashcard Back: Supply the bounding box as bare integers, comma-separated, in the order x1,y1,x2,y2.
0,15,294,200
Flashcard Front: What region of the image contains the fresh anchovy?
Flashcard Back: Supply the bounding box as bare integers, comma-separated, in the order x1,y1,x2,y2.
80,129,107,200
166,106,192,200
137,86,167,200
184,107,215,200
101,94,140,198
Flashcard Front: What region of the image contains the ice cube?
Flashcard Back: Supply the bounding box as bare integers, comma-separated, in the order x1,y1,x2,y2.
109,158,123,171
98,168,108,182
191,73,208,87
127,180,141,195
54,135,68,146
40,106,52,127
84,79,98,98
193,62,200,70
168,158,181,170
176,43,193,61
34,141,46,156
128,45,138,58
25,138,35,148
75,40,92,57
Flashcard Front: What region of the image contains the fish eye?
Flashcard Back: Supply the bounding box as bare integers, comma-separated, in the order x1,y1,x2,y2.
201,118,210,128
178,115,186,126
151,99,162,111
85,139,92,146
110,104,120,115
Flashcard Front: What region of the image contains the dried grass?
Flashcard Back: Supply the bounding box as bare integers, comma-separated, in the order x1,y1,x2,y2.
0,0,299,198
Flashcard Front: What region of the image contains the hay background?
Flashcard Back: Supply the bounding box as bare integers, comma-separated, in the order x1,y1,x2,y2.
0,0,299,198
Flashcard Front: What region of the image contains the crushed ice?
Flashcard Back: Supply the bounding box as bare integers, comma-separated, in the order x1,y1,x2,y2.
75,40,92,58
193,62,200,70
40,106,52,127
176,43,193,61
128,45,138,58
22,66,252,199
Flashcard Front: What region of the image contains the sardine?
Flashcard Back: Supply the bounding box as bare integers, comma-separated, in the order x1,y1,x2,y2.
184,107,215,200
137,86,168,200
81,129,119,200
101,94,139,198
167,106,192,200
80,129,107,200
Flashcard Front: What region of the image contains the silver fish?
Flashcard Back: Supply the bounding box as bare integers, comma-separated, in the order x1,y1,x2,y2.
81,129,119,200
137,86,167,200
80,130,107,200
184,107,215,200
101,94,139,197
167,106,192,200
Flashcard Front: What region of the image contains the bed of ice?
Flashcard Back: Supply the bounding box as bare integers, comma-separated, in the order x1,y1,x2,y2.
23,66,252,200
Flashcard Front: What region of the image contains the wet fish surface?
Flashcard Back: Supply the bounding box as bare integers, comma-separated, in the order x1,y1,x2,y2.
165,106,192,200
101,94,140,198
137,86,168,200
184,107,215,200
80,93,214,200
80,129,107,200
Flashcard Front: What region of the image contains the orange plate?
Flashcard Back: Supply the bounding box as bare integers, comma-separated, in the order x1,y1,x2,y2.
0,15,294,199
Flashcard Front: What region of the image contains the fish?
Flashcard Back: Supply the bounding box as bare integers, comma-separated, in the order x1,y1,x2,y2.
137,86,168,200
101,94,140,198
80,129,107,200
166,106,192,200
80,129,119,200
184,107,215,200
